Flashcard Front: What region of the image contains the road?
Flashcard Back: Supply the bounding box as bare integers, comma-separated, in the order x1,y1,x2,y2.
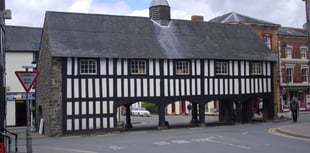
13,114,310,153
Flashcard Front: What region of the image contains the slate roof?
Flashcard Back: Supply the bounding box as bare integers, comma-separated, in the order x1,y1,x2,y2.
6,26,42,52
209,12,280,27
278,27,307,37
44,11,276,61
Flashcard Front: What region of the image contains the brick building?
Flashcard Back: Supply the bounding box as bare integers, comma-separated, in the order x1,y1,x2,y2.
278,27,309,111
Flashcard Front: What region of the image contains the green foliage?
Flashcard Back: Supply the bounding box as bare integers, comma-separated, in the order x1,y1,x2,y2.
142,102,158,114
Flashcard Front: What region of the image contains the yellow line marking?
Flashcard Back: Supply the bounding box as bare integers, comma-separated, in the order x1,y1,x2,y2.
268,128,310,141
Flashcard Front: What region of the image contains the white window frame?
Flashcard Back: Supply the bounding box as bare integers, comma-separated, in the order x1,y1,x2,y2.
263,34,271,49
176,61,190,75
300,46,308,59
286,67,293,83
301,67,308,83
215,61,228,75
285,46,293,59
131,60,146,75
80,59,97,75
250,62,262,75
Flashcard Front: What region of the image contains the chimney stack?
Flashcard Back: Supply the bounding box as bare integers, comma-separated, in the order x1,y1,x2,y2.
191,15,204,22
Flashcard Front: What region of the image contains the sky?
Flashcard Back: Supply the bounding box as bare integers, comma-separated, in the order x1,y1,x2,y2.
5,0,307,28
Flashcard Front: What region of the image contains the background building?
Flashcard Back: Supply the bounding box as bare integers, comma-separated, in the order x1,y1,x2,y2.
5,25,41,126
278,27,309,111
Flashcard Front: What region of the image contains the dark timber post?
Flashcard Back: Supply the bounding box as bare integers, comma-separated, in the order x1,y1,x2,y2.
158,104,167,129
198,103,205,126
190,103,199,124
124,104,132,128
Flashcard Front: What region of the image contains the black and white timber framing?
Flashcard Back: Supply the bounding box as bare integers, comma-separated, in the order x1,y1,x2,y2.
36,0,277,136
63,58,274,133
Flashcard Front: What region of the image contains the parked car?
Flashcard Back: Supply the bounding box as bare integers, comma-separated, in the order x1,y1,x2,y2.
131,107,151,117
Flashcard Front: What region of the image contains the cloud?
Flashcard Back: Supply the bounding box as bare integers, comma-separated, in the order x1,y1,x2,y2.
4,0,307,28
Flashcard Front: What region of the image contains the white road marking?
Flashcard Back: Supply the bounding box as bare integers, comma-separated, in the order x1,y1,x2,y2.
192,137,215,142
109,146,126,150
206,137,252,150
171,140,190,144
152,142,171,145
241,132,248,135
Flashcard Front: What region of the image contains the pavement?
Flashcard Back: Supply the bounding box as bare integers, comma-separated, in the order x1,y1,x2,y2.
272,121,310,140
4,113,310,152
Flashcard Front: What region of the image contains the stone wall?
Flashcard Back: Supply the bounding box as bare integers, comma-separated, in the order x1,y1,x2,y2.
36,26,63,136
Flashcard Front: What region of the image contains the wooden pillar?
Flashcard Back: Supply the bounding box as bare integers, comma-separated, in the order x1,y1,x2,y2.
158,104,167,129
191,103,199,124
198,103,205,125
124,104,132,128
235,101,242,123
219,101,224,121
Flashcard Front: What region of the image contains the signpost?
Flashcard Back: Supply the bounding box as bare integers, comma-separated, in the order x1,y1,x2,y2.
15,71,39,153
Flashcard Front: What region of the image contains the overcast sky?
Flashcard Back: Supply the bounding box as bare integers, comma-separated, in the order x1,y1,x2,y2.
5,0,307,28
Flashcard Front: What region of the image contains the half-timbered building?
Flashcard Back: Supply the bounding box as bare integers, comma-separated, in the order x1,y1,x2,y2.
36,0,276,136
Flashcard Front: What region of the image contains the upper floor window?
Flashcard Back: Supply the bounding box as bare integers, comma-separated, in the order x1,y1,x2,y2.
300,47,308,59
80,59,97,75
131,60,146,75
263,34,271,49
250,62,262,75
176,61,190,75
215,61,228,75
286,68,293,83
285,46,292,59
302,68,308,83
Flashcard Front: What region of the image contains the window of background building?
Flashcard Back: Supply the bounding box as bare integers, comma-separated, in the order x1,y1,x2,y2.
263,34,271,49
285,46,292,59
250,62,262,75
300,47,308,59
302,68,308,82
131,60,146,74
215,61,228,75
80,59,97,75
176,61,190,75
286,68,293,83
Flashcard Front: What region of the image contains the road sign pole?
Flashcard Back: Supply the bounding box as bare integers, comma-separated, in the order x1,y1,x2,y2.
15,70,39,153
26,92,32,153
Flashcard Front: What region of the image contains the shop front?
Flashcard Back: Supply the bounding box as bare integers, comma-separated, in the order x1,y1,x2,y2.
281,87,310,112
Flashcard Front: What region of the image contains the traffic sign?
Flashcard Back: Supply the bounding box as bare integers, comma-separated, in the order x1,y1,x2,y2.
15,71,40,93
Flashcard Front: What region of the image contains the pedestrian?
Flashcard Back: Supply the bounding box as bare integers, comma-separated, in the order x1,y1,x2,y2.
290,98,299,122
258,98,263,115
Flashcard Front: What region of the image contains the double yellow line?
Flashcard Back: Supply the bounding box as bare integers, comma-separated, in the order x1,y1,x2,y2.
268,127,310,141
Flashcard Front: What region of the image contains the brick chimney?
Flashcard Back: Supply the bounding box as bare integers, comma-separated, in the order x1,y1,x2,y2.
191,15,204,22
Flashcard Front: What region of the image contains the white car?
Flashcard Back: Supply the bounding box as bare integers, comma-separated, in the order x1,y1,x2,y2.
131,107,151,117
